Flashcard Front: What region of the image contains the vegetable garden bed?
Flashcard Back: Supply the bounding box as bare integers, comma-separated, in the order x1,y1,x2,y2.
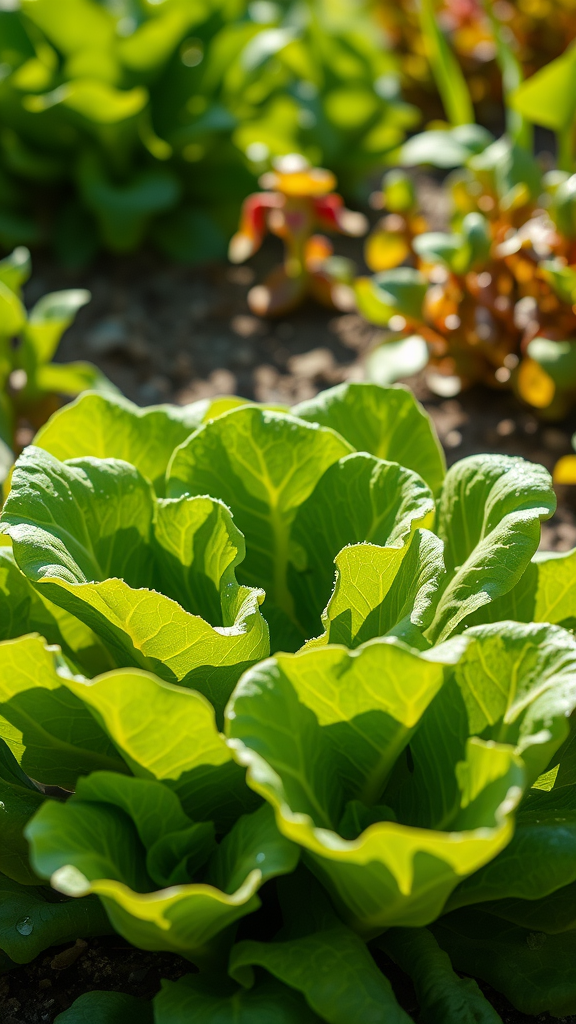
1,244,575,1022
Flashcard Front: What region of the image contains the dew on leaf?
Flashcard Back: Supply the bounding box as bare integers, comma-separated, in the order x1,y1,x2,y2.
16,916,33,936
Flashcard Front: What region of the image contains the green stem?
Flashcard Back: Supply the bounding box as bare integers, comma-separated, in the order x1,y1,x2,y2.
419,0,475,127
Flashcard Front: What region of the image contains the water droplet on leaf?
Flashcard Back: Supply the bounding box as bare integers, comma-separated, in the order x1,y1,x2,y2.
16,916,33,936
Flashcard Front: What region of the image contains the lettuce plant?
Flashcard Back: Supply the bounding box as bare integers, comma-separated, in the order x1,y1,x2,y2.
229,153,367,316
0,245,114,489
0,382,575,1023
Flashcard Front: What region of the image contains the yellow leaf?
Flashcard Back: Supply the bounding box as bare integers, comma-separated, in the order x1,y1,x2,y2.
365,230,410,272
517,357,555,409
554,454,576,485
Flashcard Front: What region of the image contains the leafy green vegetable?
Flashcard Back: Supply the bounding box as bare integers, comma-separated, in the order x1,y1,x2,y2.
0,381,573,1023
379,926,502,1024
1,447,269,713
432,908,576,1017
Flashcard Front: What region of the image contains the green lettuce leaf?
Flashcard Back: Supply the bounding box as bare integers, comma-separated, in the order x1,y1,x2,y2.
432,908,576,1017
0,871,111,965
33,391,202,494
0,545,112,675
27,800,298,964
154,974,322,1024
288,454,434,641
1,448,269,713
453,622,576,784
0,737,44,884
447,728,576,909
426,455,555,643
305,530,444,649
478,880,576,934
62,667,256,829
293,382,445,495
166,406,353,644
229,926,412,1024
378,926,502,1024
468,547,576,629
227,641,524,933
0,635,127,787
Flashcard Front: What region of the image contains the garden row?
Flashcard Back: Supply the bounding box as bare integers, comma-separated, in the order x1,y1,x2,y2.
0,381,574,1022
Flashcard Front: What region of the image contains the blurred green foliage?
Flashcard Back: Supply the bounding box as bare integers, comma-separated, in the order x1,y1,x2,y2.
0,0,417,264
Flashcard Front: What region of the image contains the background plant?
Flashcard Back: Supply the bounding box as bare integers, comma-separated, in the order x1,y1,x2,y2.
228,152,368,315
0,245,114,491
355,16,576,417
376,0,576,130
0,382,574,1022
0,0,415,264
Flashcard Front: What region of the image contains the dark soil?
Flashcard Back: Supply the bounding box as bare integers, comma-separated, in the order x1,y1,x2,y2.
7,183,576,1022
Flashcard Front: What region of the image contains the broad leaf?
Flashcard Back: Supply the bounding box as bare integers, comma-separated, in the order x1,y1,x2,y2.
0,737,44,884
447,729,576,909
0,636,127,787
227,642,524,933
432,908,576,1017
155,975,322,1024
427,455,555,643
0,872,111,964
34,391,202,494
208,803,300,894
480,880,576,934
453,622,576,784
469,547,576,629
27,799,297,963
288,454,434,640
62,668,256,829
0,545,112,675
293,383,445,495
378,926,502,1024
72,772,216,887
230,926,412,1024
306,530,444,649
167,407,352,629
1,448,269,713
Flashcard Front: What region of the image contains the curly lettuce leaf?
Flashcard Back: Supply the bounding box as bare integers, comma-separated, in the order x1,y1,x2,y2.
227,642,524,933
427,454,556,643
305,530,444,650
1,448,268,713
27,801,298,963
